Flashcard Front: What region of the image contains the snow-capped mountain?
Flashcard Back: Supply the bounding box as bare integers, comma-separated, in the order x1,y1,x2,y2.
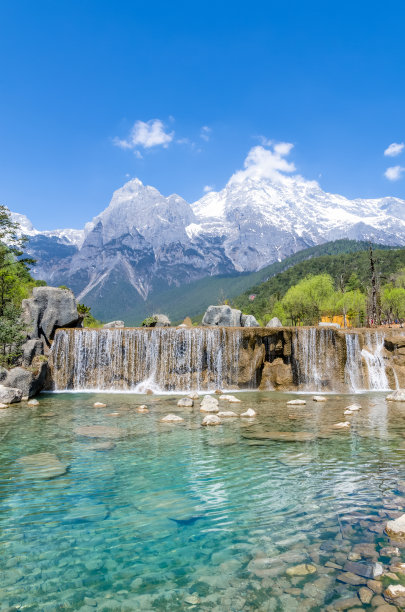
12,170,405,321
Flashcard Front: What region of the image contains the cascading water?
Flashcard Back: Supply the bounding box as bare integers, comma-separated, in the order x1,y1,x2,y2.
344,333,364,392
361,331,390,391
291,328,341,391
50,327,243,392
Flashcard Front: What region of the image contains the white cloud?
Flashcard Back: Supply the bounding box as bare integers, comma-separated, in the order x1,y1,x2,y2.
229,142,296,184
200,126,211,141
203,185,214,193
384,142,404,157
385,165,405,181
114,119,174,151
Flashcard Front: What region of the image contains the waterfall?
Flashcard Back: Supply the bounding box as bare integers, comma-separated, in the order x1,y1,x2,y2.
50,327,243,392
344,333,364,392
361,331,390,391
291,328,340,391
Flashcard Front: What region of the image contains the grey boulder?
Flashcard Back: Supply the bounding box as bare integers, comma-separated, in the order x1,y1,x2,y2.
22,287,82,343
102,321,125,329
202,305,242,327
153,314,171,327
0,385,23,404
266,317,283,328
4,361,48,398
241,314,260,327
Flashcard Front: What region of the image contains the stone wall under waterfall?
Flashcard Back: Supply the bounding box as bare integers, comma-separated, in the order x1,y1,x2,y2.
48,326,405,393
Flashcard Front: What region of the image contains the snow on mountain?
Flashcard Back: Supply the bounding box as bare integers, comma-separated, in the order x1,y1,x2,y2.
11,212,84,246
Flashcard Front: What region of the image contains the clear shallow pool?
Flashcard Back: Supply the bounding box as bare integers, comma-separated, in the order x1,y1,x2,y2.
0,392,404,611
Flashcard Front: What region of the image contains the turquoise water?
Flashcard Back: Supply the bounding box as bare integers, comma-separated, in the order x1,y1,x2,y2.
0,391,404,611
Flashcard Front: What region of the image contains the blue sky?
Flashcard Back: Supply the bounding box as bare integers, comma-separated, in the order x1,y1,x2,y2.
0,0,404,230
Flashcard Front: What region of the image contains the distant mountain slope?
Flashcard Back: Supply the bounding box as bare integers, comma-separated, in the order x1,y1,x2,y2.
232,245,405,323
85,240,393,325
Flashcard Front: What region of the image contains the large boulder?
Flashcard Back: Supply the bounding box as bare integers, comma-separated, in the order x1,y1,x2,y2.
4,360,48,398
0,385,23,404
142,314,171,327
241,314,260,327
102,321,124,329
266,317,283,328
22,287,82,344
202,306,242,327
386,389,405,402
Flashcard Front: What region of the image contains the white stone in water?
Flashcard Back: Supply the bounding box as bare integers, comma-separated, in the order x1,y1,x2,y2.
200,404,219,413
344,410,353,415
201,394,219,405
177,397,194,407
333,421,351,429
287,399,306,405
107,412,120,417
136,405,149,413
219,394,241,403
346,404,361,411
27,399,39,406
385,513,405,539
386,389,405,402
241,408,256,417
0,403,8,409
313,396,327,402
160,414,184,423
93,402,106,408
202,415,221,426
217,410,238,418
187,392,199,400
385,584,405,599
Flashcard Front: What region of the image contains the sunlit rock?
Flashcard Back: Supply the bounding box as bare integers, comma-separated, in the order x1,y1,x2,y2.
0,385,23,404
93,402,107,408
386,389,405,401
313,396,327,402
241,408,256,417
346,403,361,411
333,421,351,429
287,399,306,405
202,415,221,426
286,563,317,576
217,410,238,418
136,405,149,413
160,414,184,423
219,394,241,402
177,397,193,407
385,513,405,539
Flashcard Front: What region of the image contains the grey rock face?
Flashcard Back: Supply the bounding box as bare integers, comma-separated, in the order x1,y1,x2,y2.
202,305,242,327
266,317,283,328
21,339,44,367
153,314,171,327
241,314,260,327
4,362,48,398
22,287,81,343
0,385,23,404
102,321,124,329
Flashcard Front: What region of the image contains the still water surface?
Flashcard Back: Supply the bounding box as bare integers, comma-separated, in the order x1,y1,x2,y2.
0,392,404,611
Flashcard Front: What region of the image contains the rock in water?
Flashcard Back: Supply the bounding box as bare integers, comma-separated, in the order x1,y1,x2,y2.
286,563,317,576
136,405,149,413
0,385,23,404
93,402,107,408
202,305,242,327
241,408,256,417
160,414,184,423
241,314,260,327
27,399,39,406
202,415,221,426
65,497,108,521
4,363,48,398
386,389,405,401
385,513,405,539
102,320,124,328
22,286,81,343
177,397,194,407
266,317,283,328
200,395,219,413
75,426,122,439
346,403,361,411
287,399,306,405
219,394,241,402
217,410,238,418
333,421,351,429
313,396,327,402
17,452,68,479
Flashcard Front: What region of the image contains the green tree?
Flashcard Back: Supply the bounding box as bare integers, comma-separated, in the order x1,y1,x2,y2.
381,286,405,322
281,274,335,325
